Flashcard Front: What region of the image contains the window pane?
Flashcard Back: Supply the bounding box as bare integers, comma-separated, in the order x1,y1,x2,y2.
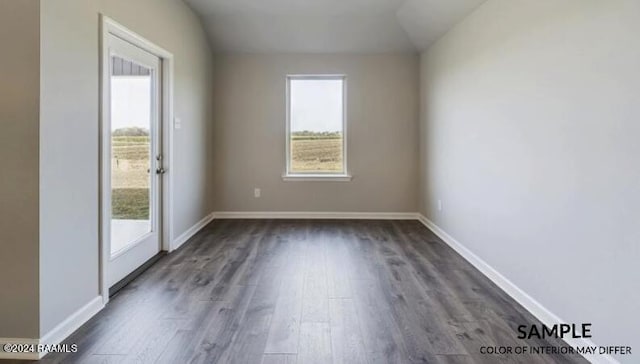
110,55,152,255
289,78,344,173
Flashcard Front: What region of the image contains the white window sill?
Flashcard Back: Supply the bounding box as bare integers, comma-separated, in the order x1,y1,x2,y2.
282,174,352,182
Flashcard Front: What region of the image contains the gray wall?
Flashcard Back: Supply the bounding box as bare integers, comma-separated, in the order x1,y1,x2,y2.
39,0,214,335
419,0,640,361
212,54,419,213
0,0,41,339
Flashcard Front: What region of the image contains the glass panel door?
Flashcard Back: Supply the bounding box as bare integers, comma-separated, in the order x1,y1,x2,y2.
103,27,163,291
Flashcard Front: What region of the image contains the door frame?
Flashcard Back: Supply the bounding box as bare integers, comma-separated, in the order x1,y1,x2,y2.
99,15,174,305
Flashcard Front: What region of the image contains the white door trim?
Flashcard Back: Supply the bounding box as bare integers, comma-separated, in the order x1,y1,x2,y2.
99,15,174,305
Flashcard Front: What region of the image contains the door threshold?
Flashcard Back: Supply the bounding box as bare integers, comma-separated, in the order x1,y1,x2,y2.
109,251,166,297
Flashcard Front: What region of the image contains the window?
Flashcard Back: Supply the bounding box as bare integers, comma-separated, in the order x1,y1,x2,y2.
285,75,350,181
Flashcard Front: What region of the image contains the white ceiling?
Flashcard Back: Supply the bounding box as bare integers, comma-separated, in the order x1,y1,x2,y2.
183,0,486,53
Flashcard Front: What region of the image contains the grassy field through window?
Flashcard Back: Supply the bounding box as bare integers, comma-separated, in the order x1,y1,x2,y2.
111,132,150,220
291,131,343,172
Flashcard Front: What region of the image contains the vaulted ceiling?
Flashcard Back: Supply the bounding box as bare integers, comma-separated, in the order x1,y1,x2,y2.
183,0,486,53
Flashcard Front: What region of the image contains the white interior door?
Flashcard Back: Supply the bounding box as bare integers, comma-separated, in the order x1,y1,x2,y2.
104,33,163,288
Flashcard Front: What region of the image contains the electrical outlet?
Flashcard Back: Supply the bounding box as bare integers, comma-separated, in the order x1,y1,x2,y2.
437,199,443,211
254,188,261,198
174,117,182,130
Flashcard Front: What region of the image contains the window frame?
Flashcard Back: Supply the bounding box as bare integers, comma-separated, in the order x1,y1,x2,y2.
284,74,351,181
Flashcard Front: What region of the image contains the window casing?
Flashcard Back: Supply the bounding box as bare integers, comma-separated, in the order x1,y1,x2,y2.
284,75,350,181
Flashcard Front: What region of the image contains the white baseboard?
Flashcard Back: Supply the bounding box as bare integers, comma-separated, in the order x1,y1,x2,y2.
40,296,104,349
171,212,215,251
0,296,104,360
416,214,617,364
213,211,419,220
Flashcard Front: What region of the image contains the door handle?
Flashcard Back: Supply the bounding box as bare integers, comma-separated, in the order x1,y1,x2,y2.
156,167,166,175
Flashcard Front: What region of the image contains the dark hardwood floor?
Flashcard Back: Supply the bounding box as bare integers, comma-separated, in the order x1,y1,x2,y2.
24,220,586,363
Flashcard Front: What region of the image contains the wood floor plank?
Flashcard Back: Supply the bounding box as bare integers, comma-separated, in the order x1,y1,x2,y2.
120,318,184,363
206,220,268,301
261,353,297,364
436,354,476,364
325,225,353,298
298,322,332,364
263,273,304,354
188,300,246,363
346,223,412,364
301,230,329,322
155,329,198,364
220,266,283,363
351,279,412,364
452,319,529,364
329,298,368,364
93,294,169,355
80,355,127,364
365,221,445,362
